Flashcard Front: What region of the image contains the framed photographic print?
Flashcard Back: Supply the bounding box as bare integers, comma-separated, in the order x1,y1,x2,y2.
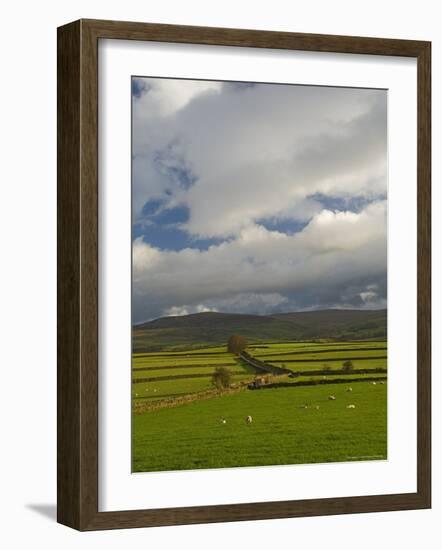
57,19,431,530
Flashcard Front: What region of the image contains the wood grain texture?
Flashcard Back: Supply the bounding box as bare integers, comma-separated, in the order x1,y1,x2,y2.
416,42,431,506
57,19,431,531
57,20,81,529
84,18,427,56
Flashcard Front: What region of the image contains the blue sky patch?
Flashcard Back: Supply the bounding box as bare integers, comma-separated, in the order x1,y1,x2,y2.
132,78,150,98
154,205,190,225
140,201,190,225
310,193,384,213
141,197,165,217
133,222,222,251
166,165,196,190
258,217,310,235
154,147,197,190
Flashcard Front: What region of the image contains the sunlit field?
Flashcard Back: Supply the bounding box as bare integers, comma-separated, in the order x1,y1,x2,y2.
133,381,387,472
132,340,387,471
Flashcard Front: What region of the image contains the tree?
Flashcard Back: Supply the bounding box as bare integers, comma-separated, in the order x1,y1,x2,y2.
212,366,232,389
342,360,354,373
227,334,247,354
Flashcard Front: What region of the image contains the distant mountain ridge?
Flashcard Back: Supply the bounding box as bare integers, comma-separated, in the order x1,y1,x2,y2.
133,309,387,352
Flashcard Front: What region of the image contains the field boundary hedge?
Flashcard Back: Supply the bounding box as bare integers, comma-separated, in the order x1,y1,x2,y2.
133,350,228,358
133,372,216,383
132,362,234,372
255,346,387,358
249,376,387,390
132,383,252,413
240,351,291,375
289,367,387,377
270,355,387,363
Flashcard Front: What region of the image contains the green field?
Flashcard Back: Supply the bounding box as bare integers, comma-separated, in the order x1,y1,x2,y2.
132,381,387,471
132,347,256,401
132,338,387,471
132,374,254,401
132,341,387,400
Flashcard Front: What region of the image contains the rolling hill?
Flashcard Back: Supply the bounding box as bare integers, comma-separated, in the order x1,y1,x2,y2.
133,309,387,352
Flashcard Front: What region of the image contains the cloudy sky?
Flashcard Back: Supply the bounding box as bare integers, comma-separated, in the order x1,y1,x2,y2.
132,77,387,323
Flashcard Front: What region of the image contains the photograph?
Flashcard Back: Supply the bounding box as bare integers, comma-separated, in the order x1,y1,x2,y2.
131,76,388,473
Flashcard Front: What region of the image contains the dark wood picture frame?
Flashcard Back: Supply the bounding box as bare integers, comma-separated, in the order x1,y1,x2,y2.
57,18,431,531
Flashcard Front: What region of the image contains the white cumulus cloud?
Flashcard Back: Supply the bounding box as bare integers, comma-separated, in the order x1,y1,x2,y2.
131,78,387,322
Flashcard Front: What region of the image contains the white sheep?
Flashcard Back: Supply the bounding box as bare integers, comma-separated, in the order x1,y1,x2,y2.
246,415,253,425
328,395,336,401
346,404,356,409
372,381,377,385
346,387,353,392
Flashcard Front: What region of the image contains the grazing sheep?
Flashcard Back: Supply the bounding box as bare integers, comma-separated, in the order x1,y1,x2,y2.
246,415,253,425
372,381,377,385
220,418,227,424
346,404,356,409
328,395,336,401
315,405,320,410
380,381,385,385
346,387,353,392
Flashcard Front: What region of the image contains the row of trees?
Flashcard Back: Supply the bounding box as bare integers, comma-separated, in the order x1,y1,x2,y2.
212,335,248,389
322,360,354,373
213,337,355,388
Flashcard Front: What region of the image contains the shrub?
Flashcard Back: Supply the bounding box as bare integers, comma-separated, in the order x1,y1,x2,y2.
342,360,354,373
212,366,232,389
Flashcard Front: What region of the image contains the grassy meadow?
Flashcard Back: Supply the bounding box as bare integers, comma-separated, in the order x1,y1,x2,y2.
132,338,387,471
133,381,387,472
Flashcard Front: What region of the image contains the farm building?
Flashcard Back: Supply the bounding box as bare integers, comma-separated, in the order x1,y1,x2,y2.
248,376,268,389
